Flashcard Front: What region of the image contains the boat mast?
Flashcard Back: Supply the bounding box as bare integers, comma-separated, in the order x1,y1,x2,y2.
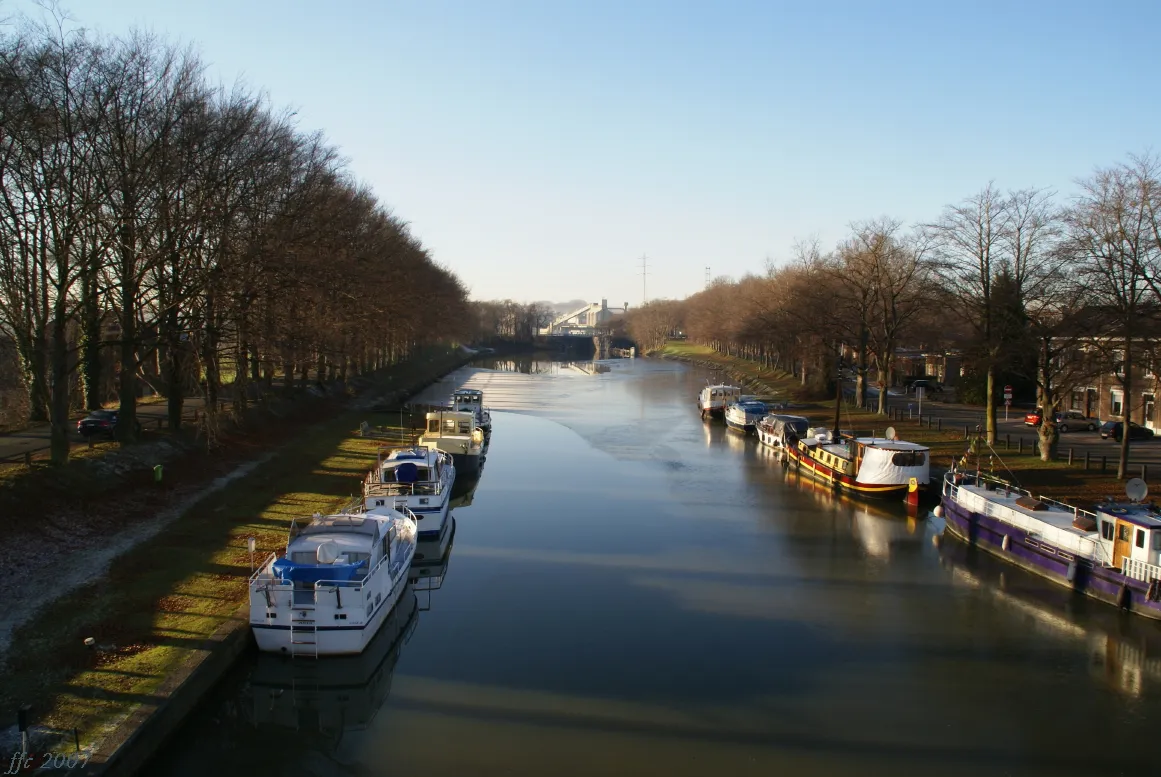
832,351,842,439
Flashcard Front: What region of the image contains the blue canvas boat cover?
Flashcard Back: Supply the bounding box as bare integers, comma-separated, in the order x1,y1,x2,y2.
272,557,367,584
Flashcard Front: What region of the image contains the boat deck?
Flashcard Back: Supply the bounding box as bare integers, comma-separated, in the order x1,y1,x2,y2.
958,484,1091,537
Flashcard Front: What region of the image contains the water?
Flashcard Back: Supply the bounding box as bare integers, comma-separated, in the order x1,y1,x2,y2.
149,359,1161,777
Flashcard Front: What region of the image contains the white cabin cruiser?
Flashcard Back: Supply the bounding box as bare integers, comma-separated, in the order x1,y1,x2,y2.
420,408,486,478
452,388,491,434
756,413,810,449
698,384,742,420
724,397,768,433
248,509,417,656
363,446,455,540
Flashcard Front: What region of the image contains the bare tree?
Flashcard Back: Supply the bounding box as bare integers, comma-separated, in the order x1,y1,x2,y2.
1065,163,1157,478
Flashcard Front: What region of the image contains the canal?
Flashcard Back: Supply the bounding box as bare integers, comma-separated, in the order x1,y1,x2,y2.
148,358,1161,777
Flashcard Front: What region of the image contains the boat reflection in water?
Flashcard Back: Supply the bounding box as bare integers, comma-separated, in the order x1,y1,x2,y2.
939,537,1161,697
781,464,926,557
246,591,418,764
411,516,457,610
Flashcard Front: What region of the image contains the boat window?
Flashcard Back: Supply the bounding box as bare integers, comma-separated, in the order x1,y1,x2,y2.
459,421,471,433
1119,524,1132,542
892,450,926,467
1136,529,1146,549
444,419,457,431
417,467,430,481
1101,521,1115,541
427,419,440,433
1154,532,1161,551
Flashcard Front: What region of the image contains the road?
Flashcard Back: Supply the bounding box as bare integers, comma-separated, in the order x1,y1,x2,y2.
0,398,209,463
859,388,1161,475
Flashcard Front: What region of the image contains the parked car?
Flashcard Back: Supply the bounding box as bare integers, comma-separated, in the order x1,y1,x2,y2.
77,409,141,439
1055,410,1099,433
910,379,943,394
1099,421,1155,442
1024,409,1099,432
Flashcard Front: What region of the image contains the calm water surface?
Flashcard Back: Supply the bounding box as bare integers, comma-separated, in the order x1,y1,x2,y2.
149,359,1161,777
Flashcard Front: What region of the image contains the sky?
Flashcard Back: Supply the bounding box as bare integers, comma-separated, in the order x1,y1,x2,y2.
15,0,1161,306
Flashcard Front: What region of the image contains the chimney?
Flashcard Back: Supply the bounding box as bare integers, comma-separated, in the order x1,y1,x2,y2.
601,299,607,310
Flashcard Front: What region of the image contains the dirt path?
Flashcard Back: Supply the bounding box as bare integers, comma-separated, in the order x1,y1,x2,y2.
0,452,276,670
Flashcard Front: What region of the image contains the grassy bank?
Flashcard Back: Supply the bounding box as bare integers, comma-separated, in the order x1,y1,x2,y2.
0,350,461,757
658,341,1130,506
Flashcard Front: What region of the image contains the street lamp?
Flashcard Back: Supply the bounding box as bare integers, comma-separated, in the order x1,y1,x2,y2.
247,536,256,574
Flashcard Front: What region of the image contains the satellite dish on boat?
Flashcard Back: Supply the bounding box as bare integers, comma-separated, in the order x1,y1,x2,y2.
885,426,896,441
1125,477,1149,503
316,540,339,564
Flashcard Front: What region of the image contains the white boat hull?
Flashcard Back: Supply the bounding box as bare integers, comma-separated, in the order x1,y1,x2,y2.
252,566,412,656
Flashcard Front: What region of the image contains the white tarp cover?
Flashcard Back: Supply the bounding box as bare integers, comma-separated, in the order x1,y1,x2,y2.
857,445,930,485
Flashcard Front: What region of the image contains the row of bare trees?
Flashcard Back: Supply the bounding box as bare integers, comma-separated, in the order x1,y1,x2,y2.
627,153,1161,478
469,300,553,344
0,18,471,462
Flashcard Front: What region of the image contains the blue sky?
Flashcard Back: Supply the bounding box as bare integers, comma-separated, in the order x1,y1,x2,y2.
21,0,1161,306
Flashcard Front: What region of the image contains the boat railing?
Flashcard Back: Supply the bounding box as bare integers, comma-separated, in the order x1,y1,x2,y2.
364,478,441,497
1123,557,1161,584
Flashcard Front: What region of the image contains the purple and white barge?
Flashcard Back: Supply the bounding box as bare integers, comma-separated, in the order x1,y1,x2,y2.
938,470,1161,619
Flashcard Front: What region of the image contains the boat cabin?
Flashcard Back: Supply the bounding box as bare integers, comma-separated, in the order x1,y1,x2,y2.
452,389,484,413
424,410,479,439
699,385,742,406
760,414,810,444
274,512,400,603
366,447,448,497
1094,503,1161,572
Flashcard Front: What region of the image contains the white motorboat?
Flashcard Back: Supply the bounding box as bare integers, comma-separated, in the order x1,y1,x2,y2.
724,397,768,433
756,413,810,449
420,408,486,478
249,509,417,656
697,384,742,420
363,446,455,540
452,388,491,433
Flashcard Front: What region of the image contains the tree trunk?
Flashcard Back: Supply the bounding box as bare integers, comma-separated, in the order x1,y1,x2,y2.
49,311,71,465
855,325,868,407
985,365,997,445
25,333,50,422
1119,338,1132,480
79,271,103,411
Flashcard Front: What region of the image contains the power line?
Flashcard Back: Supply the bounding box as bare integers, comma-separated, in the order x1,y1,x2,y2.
705,266,711,289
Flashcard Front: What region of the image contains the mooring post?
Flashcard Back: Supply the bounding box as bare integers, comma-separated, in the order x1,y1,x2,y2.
937,418,942,431
1101,456,1107,472
964,424,969,439
1019,438,1024,454
1085,450,1090,470
1005,433,1010,449
1142,463,1148,481
24,451,31,468
1068,448,1074,465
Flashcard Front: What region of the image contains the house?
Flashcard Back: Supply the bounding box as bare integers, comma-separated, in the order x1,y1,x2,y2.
540,299,628,336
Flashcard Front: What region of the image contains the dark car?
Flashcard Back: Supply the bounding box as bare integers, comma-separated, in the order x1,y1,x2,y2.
1099,420,1155,442
77,409,141,439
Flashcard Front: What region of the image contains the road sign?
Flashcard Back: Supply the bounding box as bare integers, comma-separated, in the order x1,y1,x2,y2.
1003,384,1013,400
